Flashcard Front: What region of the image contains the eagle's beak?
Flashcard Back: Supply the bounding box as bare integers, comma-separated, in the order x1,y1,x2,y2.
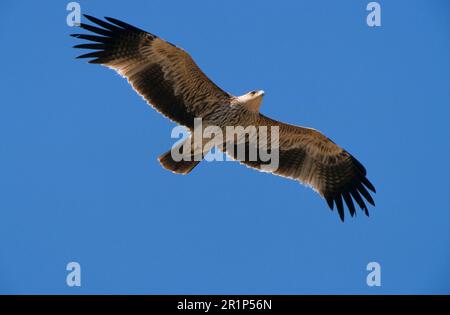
260,90,265,96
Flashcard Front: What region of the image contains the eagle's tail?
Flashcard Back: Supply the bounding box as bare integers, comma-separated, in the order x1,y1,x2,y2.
158,150,200,175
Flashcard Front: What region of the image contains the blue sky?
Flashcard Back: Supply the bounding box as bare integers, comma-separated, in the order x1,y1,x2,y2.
0,0,448,294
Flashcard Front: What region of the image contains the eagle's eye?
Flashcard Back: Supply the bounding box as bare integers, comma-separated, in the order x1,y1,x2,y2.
250,91,256,95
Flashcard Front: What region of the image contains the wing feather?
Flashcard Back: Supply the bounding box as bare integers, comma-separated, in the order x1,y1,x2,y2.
227,114,376,221
72,15,231,128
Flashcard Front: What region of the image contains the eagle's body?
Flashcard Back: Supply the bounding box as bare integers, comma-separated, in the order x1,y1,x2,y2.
72,15,376,221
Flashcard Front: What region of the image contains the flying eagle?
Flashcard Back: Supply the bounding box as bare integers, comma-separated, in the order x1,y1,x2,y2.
72,15,376,221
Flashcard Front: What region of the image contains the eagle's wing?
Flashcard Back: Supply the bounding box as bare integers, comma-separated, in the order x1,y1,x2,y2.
72,15,231,128
228,114,376,221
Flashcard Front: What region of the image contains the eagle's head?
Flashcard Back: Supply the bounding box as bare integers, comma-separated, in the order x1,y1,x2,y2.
237,90,265,112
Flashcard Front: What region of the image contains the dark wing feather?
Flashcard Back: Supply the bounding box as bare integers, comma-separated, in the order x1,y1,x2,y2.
71,15,231,128
227,114,376,222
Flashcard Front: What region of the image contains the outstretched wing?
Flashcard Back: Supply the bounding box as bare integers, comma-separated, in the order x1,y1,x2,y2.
228,114,376,221
71,15,231,128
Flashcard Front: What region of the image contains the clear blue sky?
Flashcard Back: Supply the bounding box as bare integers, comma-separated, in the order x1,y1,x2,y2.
0,0,448,294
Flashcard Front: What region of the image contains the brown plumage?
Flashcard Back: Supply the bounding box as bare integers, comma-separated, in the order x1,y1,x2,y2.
72,15,376,221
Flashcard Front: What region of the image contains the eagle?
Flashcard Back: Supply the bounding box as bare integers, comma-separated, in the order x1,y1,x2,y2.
71,15,376,221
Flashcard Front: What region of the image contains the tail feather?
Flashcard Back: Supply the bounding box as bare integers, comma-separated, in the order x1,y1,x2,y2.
158,150,200,175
